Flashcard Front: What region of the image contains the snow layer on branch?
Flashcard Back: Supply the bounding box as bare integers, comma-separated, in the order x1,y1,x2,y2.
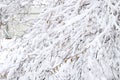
0,0,120,80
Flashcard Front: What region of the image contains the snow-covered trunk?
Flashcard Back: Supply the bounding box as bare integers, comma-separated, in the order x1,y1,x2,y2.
0,5,11,39
4,25,10,39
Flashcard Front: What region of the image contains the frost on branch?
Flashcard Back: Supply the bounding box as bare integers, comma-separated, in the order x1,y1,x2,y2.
0,0,120,80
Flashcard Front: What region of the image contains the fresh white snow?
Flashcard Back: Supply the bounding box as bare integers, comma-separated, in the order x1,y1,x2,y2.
0,0,120,80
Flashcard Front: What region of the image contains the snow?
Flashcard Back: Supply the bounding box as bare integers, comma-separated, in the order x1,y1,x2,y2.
20,1,29,6
0,3,7,8
0,39,14,64
0,0,120,80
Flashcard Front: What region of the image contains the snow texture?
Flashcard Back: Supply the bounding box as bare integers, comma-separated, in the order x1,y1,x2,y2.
0,0,120,80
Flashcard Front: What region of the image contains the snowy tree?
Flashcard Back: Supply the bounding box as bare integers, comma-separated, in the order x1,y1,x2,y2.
0,0,33,39
0,0,120,80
